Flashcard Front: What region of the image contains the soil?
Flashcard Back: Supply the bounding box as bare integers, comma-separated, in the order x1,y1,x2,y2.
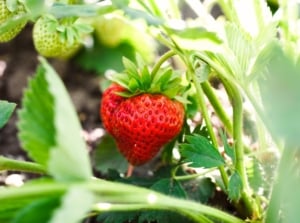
0,24,102,163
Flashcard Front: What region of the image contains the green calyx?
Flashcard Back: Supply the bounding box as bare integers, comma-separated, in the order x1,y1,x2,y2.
110,56,185,100
41,14,93,46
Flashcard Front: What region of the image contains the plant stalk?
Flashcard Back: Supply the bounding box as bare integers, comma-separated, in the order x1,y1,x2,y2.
0,178,244,223
201,81,233,134
188,65,229,189
221,77,259,218
0,156,47,174
151,50,177,77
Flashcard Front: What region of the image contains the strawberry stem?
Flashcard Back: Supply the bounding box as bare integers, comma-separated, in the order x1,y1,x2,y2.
151,50,176,78
126,164,134,177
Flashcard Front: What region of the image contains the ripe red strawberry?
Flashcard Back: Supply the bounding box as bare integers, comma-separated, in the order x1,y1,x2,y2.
100,84,126,135
99,57,186,168
111,93,184,166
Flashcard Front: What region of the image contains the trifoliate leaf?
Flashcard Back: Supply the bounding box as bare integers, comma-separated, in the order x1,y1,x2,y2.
18,58,92,182
179,134,225,168
0,100,16,128
228,171,242,201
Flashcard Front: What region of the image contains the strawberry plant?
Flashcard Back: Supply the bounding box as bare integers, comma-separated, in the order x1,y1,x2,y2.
1,0,300,223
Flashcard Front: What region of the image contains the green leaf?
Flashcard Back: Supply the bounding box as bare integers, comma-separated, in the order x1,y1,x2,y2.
18,58,92,182
97,211,139,223
184,177,215,204
194,61,210,83
92,134,128,174
49,187,94,223
219,130,235,163
258,43,300,145
49,4,100,18
171,26,223,52
123,7,162,26
12,197,61,223
228,171,242,201
247,157,265,194
0,100,16,128
23,0,46,17
179,134,225,168
224,23,254,77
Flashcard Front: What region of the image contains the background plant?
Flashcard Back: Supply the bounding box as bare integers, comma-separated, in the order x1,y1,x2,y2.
1,0,299,222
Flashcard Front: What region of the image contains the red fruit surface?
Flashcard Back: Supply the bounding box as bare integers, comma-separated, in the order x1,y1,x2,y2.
100,84,126,135
112,93,185,166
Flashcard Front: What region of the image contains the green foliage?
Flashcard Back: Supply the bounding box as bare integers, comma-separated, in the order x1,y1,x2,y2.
92,134,128,174
12,197,61,223
184,177,215,204
0,100,16,128
179,134,225,168
258,43,300,145
228,171,242,201
76,41,136,73
220,130,235,163
18,58,92,182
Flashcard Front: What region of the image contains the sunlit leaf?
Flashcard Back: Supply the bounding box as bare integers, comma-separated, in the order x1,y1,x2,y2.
171,26,223,52
18,58,92,182
258,43,300,145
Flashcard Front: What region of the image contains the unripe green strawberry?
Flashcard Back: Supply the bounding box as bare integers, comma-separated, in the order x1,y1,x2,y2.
93,14,126,48
100,84,126,135
33,16,81,59
0,0,27,42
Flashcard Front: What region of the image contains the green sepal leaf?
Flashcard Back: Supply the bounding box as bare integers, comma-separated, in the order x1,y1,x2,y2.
92,134,128,174
0,100,16,128
18,57,92,182
140,66,151,90
228,171,242,201
179,134,225,168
